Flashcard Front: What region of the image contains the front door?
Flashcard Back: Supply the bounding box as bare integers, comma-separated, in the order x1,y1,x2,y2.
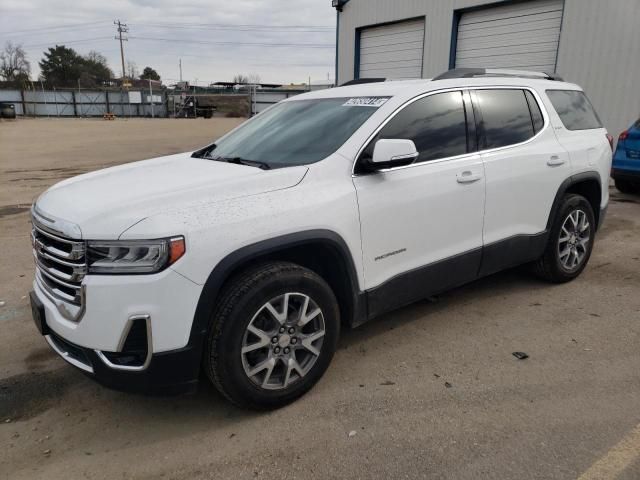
353,90,486,316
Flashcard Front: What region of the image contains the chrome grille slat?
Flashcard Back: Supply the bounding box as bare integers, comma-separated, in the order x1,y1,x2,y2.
36,271,78,303
38,250,87,271
34,255,85,285
34,238,79,260
32,226,84,260
32,223,84,246
32,217,86,321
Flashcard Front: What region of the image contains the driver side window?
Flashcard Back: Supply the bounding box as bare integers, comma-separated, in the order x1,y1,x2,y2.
358,91,470,172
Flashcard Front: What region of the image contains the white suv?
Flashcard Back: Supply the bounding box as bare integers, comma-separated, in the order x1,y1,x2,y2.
30,68,612,409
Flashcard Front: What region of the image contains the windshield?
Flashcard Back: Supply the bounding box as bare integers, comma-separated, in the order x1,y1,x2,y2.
202,97,388,168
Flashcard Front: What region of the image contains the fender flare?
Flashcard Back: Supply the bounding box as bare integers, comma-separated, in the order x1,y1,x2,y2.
546,171,603,231
186,229,364,353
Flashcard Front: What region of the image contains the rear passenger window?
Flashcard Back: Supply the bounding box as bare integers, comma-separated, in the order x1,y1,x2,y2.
546,90,602,131
525,90,544,134
362,91,469,164
475,89,535,149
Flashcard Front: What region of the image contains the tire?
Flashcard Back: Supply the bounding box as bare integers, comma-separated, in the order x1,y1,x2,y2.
534,194,596,283
615,178,637,194
203,261,340,410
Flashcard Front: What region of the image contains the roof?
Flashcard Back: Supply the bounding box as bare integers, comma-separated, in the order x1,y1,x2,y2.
283,76,582,105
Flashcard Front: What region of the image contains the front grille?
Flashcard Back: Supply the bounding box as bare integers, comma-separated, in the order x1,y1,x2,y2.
31,221,86,317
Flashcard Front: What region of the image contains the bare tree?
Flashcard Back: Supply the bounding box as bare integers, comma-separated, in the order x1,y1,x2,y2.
247,73,261,85
126,60,139,80
86,50,108,66
0,41,30,82
233,74,249,84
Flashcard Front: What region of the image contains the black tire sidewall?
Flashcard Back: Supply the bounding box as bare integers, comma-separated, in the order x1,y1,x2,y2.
210,266,340,409
547,195,596,281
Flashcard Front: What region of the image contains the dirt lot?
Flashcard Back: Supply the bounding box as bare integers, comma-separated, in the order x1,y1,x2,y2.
1,118,640,480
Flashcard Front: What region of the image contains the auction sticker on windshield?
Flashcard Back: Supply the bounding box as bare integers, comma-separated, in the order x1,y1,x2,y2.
343,97,389,107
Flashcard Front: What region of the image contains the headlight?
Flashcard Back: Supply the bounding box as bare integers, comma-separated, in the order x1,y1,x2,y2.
87,236,185,274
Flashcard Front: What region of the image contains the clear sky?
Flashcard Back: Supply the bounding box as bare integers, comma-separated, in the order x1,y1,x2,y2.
0,0,337,86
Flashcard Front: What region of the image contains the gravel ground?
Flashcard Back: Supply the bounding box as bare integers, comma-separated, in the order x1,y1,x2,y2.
1,118,639,480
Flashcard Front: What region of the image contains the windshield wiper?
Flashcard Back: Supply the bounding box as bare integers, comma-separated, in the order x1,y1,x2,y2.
212,156,271,170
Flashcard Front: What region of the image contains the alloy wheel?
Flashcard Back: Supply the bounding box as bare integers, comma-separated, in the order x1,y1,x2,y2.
558,209,591,271
241,293,326,390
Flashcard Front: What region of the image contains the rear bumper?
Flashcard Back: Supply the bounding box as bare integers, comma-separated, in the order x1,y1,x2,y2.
612,168,640,180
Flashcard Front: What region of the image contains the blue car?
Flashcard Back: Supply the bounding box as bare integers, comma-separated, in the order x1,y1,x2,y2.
612,118,640,194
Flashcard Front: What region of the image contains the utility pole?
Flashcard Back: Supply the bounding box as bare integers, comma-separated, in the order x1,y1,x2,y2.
114,20,129,84
179,58,183,82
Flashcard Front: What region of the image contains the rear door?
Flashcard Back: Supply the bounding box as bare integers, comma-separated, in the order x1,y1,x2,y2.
473,87,570,273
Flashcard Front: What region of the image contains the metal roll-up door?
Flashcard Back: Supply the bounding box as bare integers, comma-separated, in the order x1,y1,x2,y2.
358,18,425,79
455,0,564,72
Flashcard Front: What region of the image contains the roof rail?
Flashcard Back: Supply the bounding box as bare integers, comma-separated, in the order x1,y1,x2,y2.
432,68,563,82
340,78,386,86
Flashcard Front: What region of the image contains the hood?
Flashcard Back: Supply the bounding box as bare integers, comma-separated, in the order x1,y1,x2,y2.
35,152,308,238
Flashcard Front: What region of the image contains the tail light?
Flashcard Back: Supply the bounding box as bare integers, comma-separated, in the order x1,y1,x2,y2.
619,130,629,141
606,133,614,152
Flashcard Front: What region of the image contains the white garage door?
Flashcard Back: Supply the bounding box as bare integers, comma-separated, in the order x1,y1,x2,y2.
359,18,425,79
455,0,564,73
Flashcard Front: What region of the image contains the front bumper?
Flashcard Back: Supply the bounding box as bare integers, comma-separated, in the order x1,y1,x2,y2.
47,328,201,394
31,265,206,394
32,292,203,394
33,267,202,353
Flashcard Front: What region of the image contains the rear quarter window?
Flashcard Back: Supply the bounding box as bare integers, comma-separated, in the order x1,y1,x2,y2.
546,90,602,131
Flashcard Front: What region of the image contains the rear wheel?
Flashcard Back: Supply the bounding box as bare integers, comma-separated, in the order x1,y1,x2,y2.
204,262,340,409
534,194,595,283
615,178,638,194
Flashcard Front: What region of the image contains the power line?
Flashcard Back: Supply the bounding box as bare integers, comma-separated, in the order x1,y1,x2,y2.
128,36,334,48
127,24,333,33
2,20,333,37
20,35,334,51
128,22,333,30
143,52,332,66
2,20,107,36
21,36,114,48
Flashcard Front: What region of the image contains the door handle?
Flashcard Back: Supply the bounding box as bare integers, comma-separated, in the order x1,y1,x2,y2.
457,171,482,184
547,155,565,167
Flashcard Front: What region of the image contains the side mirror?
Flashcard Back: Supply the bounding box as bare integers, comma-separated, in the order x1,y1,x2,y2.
370,139,419,170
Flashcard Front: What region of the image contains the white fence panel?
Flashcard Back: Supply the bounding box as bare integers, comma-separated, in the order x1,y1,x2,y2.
0,88,167,117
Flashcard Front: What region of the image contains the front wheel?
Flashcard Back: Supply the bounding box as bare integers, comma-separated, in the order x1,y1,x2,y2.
204,262,340,409
534,194,595,283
